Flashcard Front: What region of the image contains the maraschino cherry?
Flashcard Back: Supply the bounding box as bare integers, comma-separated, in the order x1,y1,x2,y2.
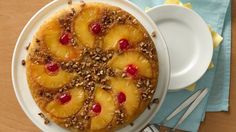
117,92,126,104
90,22,102,35
57,92,71,104
126,64,138,77
45,62,59,74
60,32,71,45
119,39,130,51
92,103,102,114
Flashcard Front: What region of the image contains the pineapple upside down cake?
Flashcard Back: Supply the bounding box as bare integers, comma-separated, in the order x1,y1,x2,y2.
26,2,159,132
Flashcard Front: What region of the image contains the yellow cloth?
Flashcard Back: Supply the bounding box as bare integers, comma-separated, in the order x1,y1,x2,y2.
185,83,197,92
209,27,224,48
165,0,192,9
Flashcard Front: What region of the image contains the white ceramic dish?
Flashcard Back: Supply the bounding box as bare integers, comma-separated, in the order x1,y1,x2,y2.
12,0,170,131
147,5,213,91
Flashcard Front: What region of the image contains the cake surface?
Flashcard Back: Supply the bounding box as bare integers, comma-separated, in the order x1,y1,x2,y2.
26,2,159,131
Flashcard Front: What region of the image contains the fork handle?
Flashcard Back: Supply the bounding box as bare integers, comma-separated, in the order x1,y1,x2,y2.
142,124,160,132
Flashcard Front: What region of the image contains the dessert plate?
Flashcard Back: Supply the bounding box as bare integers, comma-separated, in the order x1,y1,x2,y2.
147,5,213,90
12,0,170,131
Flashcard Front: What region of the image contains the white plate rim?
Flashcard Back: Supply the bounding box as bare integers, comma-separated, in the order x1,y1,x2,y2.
147,5,213,91
11,0,170,131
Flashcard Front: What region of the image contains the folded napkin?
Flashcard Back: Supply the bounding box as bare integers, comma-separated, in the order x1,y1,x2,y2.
129,0,231,131
206,2,231,112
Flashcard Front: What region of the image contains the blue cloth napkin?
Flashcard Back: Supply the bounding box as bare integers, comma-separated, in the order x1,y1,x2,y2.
129,0,231,131
206,2,231,112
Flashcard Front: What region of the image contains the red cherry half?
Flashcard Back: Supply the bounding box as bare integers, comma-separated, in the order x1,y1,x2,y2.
117,92,126,104
119,39,130,51
92,103,102,114
90,22,102,35
57,92,71,104
126,64,138,77
45,62,60,74
60,32,71,45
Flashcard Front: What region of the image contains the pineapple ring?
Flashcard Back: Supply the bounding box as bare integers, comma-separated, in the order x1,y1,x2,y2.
91,88,115,130
26,62,75,89
45,88,85,118
41,19,81,60
74,6,102,48
110,78,140,117
108,51,153,78
102,24,144,50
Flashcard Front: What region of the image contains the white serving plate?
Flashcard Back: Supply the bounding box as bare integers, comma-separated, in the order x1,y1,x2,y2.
147,5,213,91
11,0,170,131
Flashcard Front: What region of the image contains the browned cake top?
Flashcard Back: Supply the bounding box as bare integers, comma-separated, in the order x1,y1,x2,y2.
25,2,158,132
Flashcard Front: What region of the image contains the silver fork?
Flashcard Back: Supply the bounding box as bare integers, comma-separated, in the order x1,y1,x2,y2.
142,88,208,132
